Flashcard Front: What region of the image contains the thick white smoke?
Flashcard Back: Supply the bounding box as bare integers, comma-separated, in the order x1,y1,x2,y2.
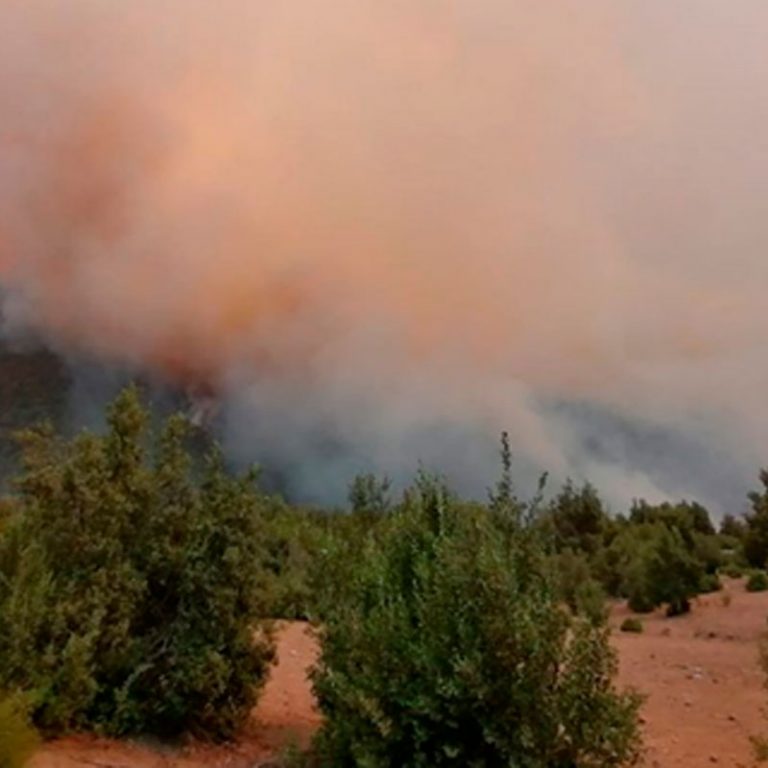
1,0,767,511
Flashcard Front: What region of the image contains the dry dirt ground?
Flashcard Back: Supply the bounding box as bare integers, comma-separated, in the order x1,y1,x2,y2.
31,579,768,768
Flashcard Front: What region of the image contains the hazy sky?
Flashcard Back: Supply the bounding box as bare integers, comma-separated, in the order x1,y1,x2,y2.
1,1,767,512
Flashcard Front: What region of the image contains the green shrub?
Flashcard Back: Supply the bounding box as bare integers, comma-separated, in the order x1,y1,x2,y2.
699,573,722,594
621,542,656,614
551,549,592,612
348,473,392,516
262,504,326,621
627,591,656,615
747,571,768,593
0,696,39,768
310,474,642,767
0,388,275,739
619,618,644,634
546,480,609,556
720,562,745,579
573,578,609,626
745,472,768,569
649,526,702,616
619,524,702,617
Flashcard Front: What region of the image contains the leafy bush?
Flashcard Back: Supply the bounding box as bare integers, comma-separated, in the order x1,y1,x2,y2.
348,473,392,516
745,472,768,568
622,545,657,615
649,526,703,616
262,503,327,620
747,571,768,593
310,473,642,767
627,591,656,614
0,696,39,768
546,480,609,556
619,618,644,634
573,578,609,626
720,562,745,579
720,513,747,541
699,573,722,594
551,549,591,609
0,388,275,738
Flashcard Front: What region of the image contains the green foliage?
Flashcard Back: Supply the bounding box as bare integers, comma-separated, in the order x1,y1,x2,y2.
348,474,392,516
629,500,714,539
547,481,609,556
0,387,275,739
747,571,768,593
573,579,609,626
745,472,768,569
626,591,656,615
692,531,723,576
550,550,607,624
262,502,327,620
310,473,642,768
720,562,745,579
619,618,644,634
720,513,746,540
0,696,39,768
579,494,725,617
647,526,701,616
552,550,592,609
597,506,710,617
698,573,722,594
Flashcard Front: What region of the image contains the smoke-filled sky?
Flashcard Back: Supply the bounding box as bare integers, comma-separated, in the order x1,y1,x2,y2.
1,0,767,512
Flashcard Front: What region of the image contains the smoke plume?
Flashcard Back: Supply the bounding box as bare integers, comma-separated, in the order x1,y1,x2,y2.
2,0,767,510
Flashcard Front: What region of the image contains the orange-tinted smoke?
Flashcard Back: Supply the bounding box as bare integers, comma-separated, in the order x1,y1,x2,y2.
2,0,768,505
0,1,639,387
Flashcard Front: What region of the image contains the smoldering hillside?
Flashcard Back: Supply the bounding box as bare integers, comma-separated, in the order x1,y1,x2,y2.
1,1,767,511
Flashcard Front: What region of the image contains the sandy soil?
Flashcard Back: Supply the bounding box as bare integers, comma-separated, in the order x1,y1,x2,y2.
31,579,768,768
614,579,768,768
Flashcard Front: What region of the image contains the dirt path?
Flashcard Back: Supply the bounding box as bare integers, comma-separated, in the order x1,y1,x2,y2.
32,580,768,768
614,579,768,767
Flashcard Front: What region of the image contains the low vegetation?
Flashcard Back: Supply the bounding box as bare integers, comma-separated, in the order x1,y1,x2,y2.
309,469,642,767
747,571,768,593
0,388,274,738
0,696,39,768
620,618,644,634
0,388,766,765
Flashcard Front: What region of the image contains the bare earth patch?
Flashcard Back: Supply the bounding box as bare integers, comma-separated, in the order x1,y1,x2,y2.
614,578,768,768
31,580,768,768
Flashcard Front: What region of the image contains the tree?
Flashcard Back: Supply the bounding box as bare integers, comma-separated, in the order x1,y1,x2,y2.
719,513,746,541
645,525,702,616
547,480,608,556
0,387,274,738
348,473,392,516
311,473,642,767
600,520,703,616
629,500,714,545
745,471,768,569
